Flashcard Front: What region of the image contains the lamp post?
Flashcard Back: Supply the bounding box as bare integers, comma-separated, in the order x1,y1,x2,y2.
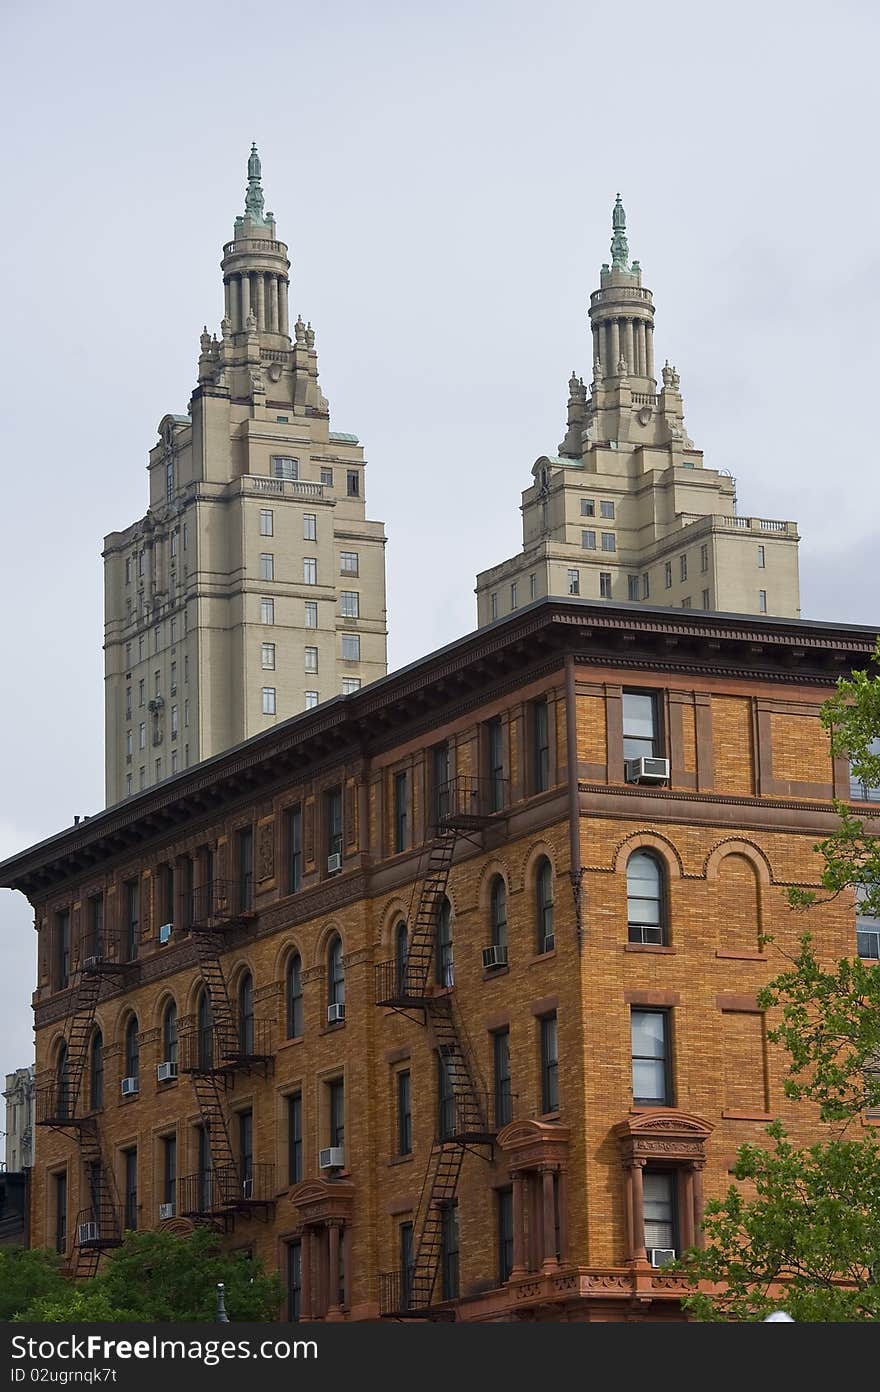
215,1281,230,1323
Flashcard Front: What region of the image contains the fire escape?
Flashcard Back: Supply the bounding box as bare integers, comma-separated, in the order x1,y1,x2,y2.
178,879,275,1228
35,932,136,1278
375,776,506,1317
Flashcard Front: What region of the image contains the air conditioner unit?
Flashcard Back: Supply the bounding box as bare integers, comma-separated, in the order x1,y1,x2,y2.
327,852,342,873
83,956,103,973
157,1061,177,1083
542,934,555,954
120,1076,139,1097
624,757,670,785
482,944,508,969
327,1002,345,1024
78,1221,100,1245
159,1202,175,1220
319,1147,345,1171
158,922,173,945
148,696,164,711
648,1247,677,1267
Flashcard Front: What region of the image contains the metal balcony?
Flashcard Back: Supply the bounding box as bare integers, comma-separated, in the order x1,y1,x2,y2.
181,880,255,933
374,960,430,1010
378,1269,454,1319
432,777,509,833
74,1205,123,1251
178,1164,275,1219
178,1019,274,1074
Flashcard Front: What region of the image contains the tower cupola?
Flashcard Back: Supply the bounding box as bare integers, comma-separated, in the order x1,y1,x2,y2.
220,144,291,339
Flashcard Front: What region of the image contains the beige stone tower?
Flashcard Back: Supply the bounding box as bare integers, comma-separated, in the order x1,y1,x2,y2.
476,196,800,625
104,146,387,805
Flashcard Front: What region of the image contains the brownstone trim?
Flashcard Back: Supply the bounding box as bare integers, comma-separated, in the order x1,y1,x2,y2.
529,996,559,1017
716,994,760,1012
721,1110,773,1121
383,1046,411,1065
624,944,676,955
386,1195,416,1216
484,1013,511,1032
624,990,681,1006
715,949,767,961
605,686,624,785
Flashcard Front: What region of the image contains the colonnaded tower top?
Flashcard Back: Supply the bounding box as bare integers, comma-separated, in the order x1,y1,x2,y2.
475,196,800,625
103,147,388,807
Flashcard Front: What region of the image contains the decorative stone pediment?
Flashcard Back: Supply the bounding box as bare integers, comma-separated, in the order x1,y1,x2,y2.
496,1118,571,1171
289,1177,355,1225
613,1108,713,1164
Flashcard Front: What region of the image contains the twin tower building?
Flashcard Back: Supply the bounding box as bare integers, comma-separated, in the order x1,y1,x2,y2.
103,152,800,806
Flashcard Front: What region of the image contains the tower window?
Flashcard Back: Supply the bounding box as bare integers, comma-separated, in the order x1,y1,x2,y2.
303,558,317,585
600,571,612,598
305,646,318,673
261,643,275,670
759,590,767,613
679,554,688,582
581,530,597,550
700,543,708,573
628,575,639,601
757,545,766,569
320,467,333,486
567,569,580,595
271,456,298,480
305,601,318,629
601,533,616,553
490,592,498,620
341,633,360,661
259,509,274,537
600,500,615,519
581,498,595,517
260,553,275,582
346,470,360,497
340,552,359,575
262,687,276,715
260,597,275,624
303,514,317,541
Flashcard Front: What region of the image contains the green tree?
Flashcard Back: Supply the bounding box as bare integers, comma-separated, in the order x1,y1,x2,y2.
14,1287,141,1323
683,648,880,1321
0,1248,67,1321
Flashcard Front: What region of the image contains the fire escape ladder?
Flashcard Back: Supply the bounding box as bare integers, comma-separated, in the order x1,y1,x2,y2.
61,971,102,1119
69,1121,123,1278
401,830,457,997
408,1141,466,1310
428,995,491,1140
188,1068,239,1204
191,929,239,1060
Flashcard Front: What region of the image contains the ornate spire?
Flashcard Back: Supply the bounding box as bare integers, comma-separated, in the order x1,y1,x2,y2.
244,142,267,225
610,193,629,271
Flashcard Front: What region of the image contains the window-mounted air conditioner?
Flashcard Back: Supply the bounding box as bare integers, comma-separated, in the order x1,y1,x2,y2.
159,1202,175,1220
78,1221,100,1245
482,944,508,969
327,1002,346,1024
158,922,173,945
120,1076,139,1097
327,853,342,874
319,1147,345,1171
647,1247,677,1267
624,757,670,785
157,1061,177,1083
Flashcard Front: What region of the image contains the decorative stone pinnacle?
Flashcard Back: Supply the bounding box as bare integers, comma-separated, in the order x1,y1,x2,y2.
610,193,630,271
244,142,268,225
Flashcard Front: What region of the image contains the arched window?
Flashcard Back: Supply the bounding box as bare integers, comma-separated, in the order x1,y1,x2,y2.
436,897,454,987
56,1041,69,1121
626,851,665,945
239,971,254,1054
90,1031,104,1111
394,920,409,992
490,877,508,953
124,1016,139,1083
197,990,213,1072
162,1000,178,1068
286,953,303,1038
536,858,554,953
328,935,345,1010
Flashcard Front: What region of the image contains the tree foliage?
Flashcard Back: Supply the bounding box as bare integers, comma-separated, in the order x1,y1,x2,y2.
683,646,880,1321
0,1248,67,1322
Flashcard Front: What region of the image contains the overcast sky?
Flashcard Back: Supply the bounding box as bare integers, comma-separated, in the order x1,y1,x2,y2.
1,0,879,1089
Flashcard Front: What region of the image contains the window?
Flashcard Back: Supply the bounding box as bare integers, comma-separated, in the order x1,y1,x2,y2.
124,1016,139,1083
533,699,550,793
395,920,409,993
346,469,359,497
261,642,276,670
759,589,767,613
581,498,595,517
328,935,345,1011
171,750,179,774
162,1001,177,1068
643,1171,677,1260
287,1240,302,1322
54,1172,67,1254
286,953,303,1037
305,690,319,709
90,1031,103,1111
529,573,537,600
170,530,178,559
139,721,146,750
631,1009,671,1106
125,774,132,797
163,1134,176,1207
493,1028,512,1127
238,827,254,911
341,632,360,662
436,896,454,987
340,551,359,575
397,1070,412,1156
88,894,104,960
850,737,880,802
138,637,145,663
139,766,146,790
197,992,213,1072
262,687,276,715
260,597,275,625
305,646,318,673
601,533,616,553
856,885,880,960
320,467,333,486
679,554,688,582
567,569,580,595
487,717,505,811
183,522,188,551
138,550,145,579
329,1078,345,1149
510,581,518,610
303,513,316,541
56,910,70,990
155,756,162,781
642,573,650,599
700,543,708,573
440,1204,459,1300
239,1108,253,1188
340,591,359,618
260,553,275,581
123,1148,138,1231
125,881,139,960
259,508,274,536
304,601,318,629
432,742,450,825
498,1187,514,1283
125,557,132,585
184,699,189,727
170,704,179,737
170,661,177,694
757,545,765,569
55,1042,70,1122
271,456,298,480
681,597,692,609
303,558,317,585
581,529,597,550
599,571,612,599
326,786,343,859
490,592,498,620
490,876,508,954
154,625,162,652
600,499,615,520
628,575,640,601
540,1013,559,1113
288,1092,303,1185
622,691,660,760
536,858,554,953
196,1124,210,1210
394,770,408,853
627,852,665,944
438,1050,456,1139
287,805,303,892
400,1223,415,1308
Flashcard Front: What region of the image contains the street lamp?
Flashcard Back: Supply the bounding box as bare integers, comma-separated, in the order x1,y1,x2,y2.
215,1282,230,1323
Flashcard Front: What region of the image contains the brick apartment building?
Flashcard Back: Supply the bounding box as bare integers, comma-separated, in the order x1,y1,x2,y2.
1,598,876,1321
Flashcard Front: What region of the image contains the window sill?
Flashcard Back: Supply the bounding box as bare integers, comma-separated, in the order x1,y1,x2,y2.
482,964,510,982
721,1110,773,1122
156,1077,178,1089
529,948,557,965
537,1110,562,1124
319,1021,346,1037
625,944,675,955
630,1103,673,1113
387,1154,414,1168
715,949,767,961
276,1035,305,1053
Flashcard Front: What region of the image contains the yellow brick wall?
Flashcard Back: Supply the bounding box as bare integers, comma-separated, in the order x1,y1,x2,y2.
771,711,833,784
577,695,606,765
711,696,754,795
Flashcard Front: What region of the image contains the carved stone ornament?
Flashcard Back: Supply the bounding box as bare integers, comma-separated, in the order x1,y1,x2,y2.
613,1108,713,1166
257,821,275,882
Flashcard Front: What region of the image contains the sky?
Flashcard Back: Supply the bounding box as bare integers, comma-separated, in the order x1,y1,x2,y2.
1,0,879,1091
